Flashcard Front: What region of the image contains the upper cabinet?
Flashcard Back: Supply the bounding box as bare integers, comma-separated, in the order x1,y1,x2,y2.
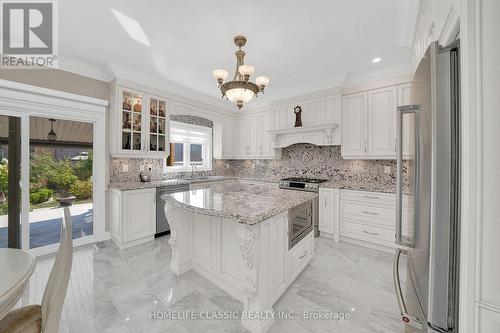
412,0,460,71
367,86,397,156
341,92,367,157
237,110,281,159
109,84,170,158
342,84,411,160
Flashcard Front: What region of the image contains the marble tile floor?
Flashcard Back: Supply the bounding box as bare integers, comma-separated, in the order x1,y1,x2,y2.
16,236,406,333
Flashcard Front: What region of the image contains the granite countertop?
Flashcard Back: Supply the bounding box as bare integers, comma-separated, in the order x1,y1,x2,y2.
319,180,398,194
108,176,238,191
162,180,317,225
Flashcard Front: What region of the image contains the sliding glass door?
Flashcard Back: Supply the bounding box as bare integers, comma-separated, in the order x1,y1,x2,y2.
28,116,94,250
0,112,96,253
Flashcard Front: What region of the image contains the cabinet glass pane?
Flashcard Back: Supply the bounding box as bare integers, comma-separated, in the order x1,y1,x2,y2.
133,95,142,113
158,118,165,134
122,132,131,150
150,99,157,116
150,117,157,133
158,136,165,152
158,101,166,117
132,133,141,150
122,111,131,130
122,92,132,111
133,114,141,131
149,135,157,151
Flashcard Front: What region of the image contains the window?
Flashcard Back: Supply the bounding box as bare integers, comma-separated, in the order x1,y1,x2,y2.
168,121,212,171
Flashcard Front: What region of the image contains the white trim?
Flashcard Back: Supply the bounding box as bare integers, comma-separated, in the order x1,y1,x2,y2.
29,235,96,257
57,56,113,82
0,79,108,108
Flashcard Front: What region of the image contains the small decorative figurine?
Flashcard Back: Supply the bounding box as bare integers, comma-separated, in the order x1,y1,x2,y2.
123,98,132,110
133,99,142,112
294,105,303,127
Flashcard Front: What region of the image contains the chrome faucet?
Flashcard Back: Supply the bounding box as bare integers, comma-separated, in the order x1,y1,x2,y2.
190,163,197,178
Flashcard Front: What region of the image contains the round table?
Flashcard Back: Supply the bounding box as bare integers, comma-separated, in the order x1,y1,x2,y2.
0,249,36,320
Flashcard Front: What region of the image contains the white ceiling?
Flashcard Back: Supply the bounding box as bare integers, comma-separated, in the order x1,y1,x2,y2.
59,0,419,109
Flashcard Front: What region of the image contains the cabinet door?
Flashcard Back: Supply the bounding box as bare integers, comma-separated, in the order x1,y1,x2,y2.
367,86,397,157
222,116,236,158
261,111,274,156
248,114,260,156
342,93,367,157
318,188,334,234
147,96,169,156
238,117,250,156
123,189,156,242
119,87,145,153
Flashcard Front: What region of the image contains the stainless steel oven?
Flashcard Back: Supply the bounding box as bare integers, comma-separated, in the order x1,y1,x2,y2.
288,197,317,249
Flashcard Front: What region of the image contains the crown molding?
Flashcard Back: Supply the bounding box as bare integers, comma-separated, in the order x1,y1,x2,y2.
57,56,113,82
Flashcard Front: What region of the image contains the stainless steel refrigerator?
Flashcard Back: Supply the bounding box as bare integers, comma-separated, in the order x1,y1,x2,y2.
393,41,460,333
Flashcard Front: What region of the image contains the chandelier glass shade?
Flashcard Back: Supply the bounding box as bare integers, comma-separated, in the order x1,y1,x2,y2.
213,35,269,110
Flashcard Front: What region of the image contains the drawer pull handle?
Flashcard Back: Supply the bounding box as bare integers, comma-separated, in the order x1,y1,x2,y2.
363,230,379,236
362,211,379,216
299,250,308,259
363,195,380,199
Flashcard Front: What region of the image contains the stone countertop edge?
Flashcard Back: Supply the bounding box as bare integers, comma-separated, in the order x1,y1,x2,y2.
161,191,318,225
108,176,399,194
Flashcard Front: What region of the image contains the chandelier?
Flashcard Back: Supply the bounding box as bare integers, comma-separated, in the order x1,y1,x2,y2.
212,35,269,110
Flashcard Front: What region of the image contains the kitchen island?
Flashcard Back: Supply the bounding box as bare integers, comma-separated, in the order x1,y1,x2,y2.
162,180,317,333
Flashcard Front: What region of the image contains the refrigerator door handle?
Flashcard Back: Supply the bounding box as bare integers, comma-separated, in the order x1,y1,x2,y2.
393,248,425,330
396,104,420,247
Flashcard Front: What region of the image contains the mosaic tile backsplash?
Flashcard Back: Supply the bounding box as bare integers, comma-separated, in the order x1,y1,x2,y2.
110,144,407,189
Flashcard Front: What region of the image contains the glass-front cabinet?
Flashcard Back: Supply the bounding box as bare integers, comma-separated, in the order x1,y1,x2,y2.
110,84,170,158
148,96,168,153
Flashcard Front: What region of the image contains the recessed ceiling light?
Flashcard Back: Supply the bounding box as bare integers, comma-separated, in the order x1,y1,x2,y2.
111,8,151,46
372,57,382,63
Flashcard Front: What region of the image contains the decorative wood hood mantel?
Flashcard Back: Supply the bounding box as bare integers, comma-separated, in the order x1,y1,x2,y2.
268,122,339,148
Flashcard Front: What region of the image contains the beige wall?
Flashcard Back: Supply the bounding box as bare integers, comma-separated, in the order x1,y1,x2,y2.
0,69,109,100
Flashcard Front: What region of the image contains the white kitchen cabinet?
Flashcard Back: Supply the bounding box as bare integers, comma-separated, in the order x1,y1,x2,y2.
221,116,237,158
367,86,397,157
109,83,170,158
237,111,280,159
341,92,367,157
339,190,410,251
109,188,156,249
318,188,340,241
342,85,410,159
261,111,275,156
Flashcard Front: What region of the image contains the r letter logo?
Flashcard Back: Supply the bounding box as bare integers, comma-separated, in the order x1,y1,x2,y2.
1,0,58,68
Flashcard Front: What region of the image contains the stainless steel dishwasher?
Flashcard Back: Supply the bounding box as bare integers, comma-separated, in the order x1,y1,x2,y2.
155,184,189,237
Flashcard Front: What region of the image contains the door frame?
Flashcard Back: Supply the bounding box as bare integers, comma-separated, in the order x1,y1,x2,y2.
0,79,108,255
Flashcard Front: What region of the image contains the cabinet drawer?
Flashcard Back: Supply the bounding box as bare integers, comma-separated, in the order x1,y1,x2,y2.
290,233,313,275
341,221,395,246
341,190,395,206
340,201,395,228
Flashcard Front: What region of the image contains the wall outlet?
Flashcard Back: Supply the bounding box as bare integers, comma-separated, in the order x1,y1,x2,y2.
384,166,391,174
139,164,145,172
122,163,129,172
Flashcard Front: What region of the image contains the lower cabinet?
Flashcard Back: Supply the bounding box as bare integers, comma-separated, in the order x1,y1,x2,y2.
318,188,340,240
339,189,410,250
318,188,410,250
109,188,156,249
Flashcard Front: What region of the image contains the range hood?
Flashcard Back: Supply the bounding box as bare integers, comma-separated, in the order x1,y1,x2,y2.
268,122,339,148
